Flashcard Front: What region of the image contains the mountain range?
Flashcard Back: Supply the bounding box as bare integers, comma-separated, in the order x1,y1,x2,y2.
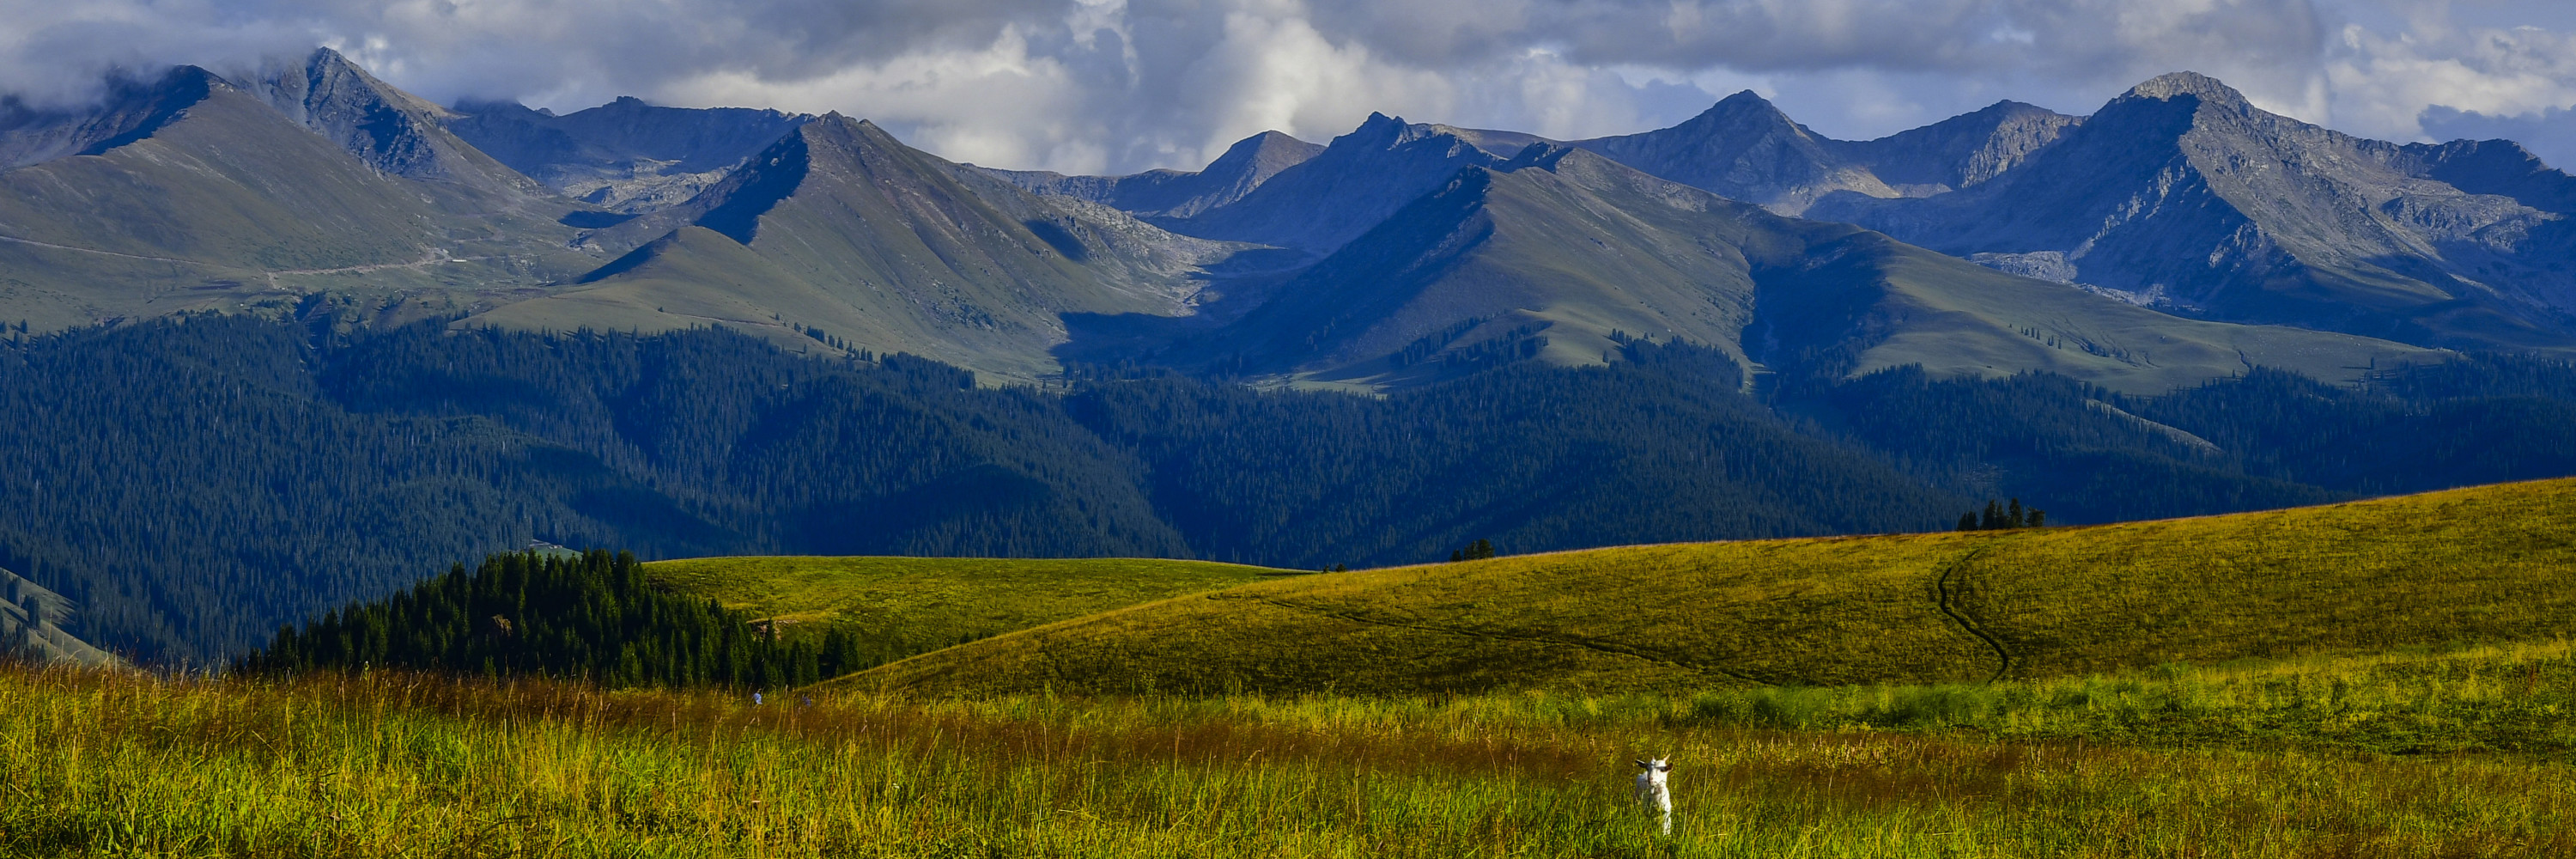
9,50,2566,394
20,48,2576,662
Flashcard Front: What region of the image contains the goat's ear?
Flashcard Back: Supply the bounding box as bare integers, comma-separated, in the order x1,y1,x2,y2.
1661,763,1674,771
1634,759,1649,767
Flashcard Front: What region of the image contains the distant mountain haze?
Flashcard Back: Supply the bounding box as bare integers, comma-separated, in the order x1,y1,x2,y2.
447,95,812,212
1159,143,2423,394
1144,113,1529,254
1808,73,2576,352
981,131,1323,220
1564,91,2082,216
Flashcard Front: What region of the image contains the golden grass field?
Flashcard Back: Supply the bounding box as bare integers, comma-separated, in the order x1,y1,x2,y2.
641,556,1291,668
8,479,2576,856
848,478,2576,696
5,643,2572,857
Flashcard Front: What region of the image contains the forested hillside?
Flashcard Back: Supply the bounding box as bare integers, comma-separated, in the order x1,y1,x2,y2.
8,314,2576,662
237,549,860,688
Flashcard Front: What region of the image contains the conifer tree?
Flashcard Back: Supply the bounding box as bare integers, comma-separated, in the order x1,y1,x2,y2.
235,549,873,690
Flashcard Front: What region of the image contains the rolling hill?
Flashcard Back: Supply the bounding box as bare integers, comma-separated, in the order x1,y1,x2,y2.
844,476,2576,696
643,556,1292,667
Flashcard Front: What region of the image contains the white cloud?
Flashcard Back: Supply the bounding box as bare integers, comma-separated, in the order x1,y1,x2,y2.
2325,17,2576,142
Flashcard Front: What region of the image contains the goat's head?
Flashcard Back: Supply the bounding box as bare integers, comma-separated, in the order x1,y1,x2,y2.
1634,756,1672,784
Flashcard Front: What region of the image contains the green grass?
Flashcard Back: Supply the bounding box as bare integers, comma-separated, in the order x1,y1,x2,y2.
1677,639,2576,758
1808,228,2437,392
851,478,2576,697
643,555,1292,667
14,482,2576,856
0,84,596,333
4,660,2569,857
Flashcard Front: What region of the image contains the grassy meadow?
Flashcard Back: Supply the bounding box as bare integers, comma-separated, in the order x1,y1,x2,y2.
15,480,2576,856
855,478,2576,696
6,643,2573,858
641,556,1291,666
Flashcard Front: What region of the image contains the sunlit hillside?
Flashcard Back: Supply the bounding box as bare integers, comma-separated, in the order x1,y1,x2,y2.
848,478,2576,696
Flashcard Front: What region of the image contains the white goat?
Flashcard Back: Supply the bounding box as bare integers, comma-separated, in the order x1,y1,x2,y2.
1634,756,1674,834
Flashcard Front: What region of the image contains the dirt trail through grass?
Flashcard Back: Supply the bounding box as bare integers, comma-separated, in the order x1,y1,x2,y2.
1929,546,2014,683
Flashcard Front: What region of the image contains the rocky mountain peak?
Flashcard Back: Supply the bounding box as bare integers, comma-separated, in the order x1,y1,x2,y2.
975,129,1321,220
1203,130,1325,186
243,46,499,184
0,65,227,168
811,113,894,150
1690,90,1799,128
1570,88,1870,212
2121,71,2250,107
1353,111,1404,134
1145,112,1510,252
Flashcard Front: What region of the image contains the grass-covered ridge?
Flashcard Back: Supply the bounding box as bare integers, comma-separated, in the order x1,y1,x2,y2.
851,477,2576,696
642,555,1291,666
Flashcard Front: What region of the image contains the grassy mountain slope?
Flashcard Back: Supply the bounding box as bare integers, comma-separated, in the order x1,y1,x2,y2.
464,225,913,356
1572,90,1900,214
848,477,2576,696
0,65,597,331
1758,224,2439,390
483,114,1232,381
1159,113,1514,253
242,48,550,198
1190,147,1770,383
1174,144,2430,393
645,556,1291,664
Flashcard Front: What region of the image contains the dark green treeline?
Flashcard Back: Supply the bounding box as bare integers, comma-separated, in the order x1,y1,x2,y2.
13,313,2576,664
236,549,860,689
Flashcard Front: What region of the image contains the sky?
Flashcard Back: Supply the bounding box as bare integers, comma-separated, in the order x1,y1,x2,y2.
7,1,2576,175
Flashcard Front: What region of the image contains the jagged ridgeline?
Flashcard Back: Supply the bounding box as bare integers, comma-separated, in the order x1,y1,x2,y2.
236,550,860,689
